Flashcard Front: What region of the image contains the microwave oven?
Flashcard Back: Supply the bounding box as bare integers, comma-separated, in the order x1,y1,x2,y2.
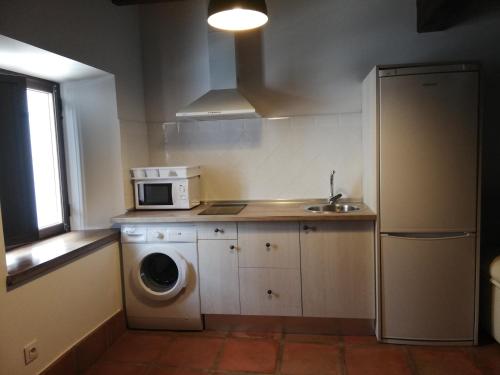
134,176,201,210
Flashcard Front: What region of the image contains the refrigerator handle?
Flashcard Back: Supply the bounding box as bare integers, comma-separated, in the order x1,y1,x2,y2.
381,232,472,240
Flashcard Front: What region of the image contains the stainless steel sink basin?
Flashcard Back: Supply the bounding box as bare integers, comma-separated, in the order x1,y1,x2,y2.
305,204,361,213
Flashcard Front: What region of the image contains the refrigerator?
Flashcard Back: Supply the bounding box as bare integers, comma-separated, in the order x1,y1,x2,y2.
377,66,480,343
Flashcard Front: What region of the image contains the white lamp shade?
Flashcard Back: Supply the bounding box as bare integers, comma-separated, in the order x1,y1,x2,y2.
208,0,268,31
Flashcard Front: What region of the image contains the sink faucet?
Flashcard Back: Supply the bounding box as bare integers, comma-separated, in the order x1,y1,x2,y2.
328,170,342,205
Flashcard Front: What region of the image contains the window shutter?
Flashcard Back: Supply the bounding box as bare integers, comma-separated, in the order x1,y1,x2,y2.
0,75,39,248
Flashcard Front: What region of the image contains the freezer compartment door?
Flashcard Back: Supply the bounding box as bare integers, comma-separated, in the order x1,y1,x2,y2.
381,233,476,342
379,71,478,233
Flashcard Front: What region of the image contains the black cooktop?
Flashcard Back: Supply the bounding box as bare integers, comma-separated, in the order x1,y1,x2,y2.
198,204,247,215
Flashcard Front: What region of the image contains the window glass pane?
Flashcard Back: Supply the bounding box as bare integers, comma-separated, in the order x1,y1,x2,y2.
26,89,63,229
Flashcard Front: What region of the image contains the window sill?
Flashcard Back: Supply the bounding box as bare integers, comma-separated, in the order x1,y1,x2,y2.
5,229,120,290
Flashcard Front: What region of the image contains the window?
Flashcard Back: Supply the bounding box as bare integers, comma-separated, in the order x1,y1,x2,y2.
0,72,69,249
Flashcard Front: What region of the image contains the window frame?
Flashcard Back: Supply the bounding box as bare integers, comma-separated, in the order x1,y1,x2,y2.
1,70,70,250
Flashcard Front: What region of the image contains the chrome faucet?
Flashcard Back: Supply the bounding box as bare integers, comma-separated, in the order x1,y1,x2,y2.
328,170,342,205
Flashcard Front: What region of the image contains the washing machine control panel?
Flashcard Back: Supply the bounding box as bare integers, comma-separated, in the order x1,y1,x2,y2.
122,226,147,243
147,226,197,243
122,225,197,243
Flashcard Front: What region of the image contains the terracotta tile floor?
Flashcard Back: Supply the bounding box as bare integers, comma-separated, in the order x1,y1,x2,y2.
86,330,500,375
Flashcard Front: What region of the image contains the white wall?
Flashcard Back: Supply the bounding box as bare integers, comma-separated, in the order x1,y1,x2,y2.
141,0,500,120
0,212,122,375
0,0,150,209
0,2,141,373
142,0,500,238
61,76,126,229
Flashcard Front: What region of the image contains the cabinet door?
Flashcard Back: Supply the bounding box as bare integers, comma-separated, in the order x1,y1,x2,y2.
301,222,375,319
239,268,302,316
198,240,240,314
238,222,300,268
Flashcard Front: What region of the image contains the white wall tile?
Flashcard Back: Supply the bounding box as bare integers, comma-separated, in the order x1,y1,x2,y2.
149,113,363,201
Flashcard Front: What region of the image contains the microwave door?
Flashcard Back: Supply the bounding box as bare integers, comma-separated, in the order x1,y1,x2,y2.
138,184,145,205
140,183,174,207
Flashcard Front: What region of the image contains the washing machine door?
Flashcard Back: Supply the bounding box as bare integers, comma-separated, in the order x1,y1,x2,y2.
135,250,188,301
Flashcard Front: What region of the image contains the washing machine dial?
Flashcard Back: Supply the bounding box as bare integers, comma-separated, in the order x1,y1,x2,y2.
156,231,165,240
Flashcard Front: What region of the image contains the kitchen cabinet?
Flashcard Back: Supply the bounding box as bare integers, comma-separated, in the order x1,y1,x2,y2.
198,239,240,314
238,222,302,316
239,268,302,316
196,220,375,319
300,222,375,319
238,222,300,268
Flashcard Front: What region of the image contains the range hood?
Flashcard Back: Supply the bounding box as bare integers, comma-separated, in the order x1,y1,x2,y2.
176,31,260,121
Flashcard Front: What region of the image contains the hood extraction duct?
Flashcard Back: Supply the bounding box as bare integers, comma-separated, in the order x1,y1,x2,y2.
176,31,260,121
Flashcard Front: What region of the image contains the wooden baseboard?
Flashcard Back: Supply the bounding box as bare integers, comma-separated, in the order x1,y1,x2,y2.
204,315,375,336
39,310,126,375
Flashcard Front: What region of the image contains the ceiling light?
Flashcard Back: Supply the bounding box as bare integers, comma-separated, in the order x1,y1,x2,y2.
208,0,268,31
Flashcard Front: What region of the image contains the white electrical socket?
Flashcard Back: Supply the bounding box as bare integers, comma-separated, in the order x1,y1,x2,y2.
23,339,38,365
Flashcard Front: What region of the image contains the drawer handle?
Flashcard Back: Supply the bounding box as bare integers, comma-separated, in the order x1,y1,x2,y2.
265,242,271,250
214,228,225,234
230,245,236,250
267,290,273,295
303,225,316,232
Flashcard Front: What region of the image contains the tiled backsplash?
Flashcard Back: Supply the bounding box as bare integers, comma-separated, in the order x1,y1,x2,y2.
148,113,363,201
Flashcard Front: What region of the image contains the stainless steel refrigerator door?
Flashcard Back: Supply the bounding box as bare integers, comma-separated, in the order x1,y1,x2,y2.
381,233,476,341
380,71,479,233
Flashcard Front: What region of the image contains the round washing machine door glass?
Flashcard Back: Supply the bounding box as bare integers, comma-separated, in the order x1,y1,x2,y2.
136,250,188,301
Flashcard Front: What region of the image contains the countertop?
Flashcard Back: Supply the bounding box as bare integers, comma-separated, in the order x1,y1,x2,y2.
6,229,119,289
111,201,377,224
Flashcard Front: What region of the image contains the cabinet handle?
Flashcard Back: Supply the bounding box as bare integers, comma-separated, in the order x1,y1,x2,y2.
265,242,271,249
303,225,316,232
214,228,225,234
267,290,273,295
230,245,235,250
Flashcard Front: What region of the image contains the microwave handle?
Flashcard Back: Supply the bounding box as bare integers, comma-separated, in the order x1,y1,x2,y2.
138,184,145,204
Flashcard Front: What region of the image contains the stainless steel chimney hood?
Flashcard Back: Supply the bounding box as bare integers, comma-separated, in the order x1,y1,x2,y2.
176,31,260,121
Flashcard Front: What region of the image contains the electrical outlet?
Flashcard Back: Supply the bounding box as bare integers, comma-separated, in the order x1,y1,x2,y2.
23,340,38,365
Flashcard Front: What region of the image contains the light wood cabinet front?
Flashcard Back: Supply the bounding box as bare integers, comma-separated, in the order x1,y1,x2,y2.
198,239,240,314
239,268,302,316
198,223,237,240
300,222,375,319
238,222,300,269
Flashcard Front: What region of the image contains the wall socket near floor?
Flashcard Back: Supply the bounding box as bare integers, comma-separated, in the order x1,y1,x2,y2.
23,339,38,365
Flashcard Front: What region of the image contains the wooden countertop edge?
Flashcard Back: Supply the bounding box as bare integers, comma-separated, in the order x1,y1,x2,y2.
6,230,120,290
112,202,377,223
111,214,377,223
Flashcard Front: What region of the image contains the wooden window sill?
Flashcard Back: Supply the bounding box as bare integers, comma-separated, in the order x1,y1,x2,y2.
5,229,120,290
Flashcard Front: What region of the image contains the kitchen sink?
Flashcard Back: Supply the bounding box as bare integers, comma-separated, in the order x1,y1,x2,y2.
305,204,361,213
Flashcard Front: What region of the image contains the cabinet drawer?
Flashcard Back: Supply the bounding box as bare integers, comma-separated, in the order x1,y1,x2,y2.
238,222,300,268
239,268,302,316
197,223,237,240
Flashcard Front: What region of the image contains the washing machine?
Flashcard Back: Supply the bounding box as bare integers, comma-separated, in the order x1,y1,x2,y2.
121,224,202,330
